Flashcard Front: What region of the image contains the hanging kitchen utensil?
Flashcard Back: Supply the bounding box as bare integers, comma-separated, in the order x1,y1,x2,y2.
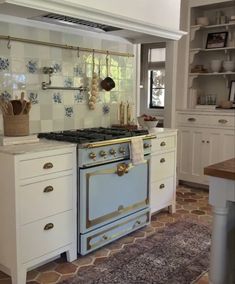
101,51,115,91
88,50,99,110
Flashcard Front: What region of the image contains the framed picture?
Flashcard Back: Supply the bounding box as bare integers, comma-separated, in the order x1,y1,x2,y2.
206,32,228,49
229,80,235,104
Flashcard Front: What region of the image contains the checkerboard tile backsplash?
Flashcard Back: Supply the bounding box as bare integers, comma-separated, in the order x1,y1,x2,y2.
0,22,135,134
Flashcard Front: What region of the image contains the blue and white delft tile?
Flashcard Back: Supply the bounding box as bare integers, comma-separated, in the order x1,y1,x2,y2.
52,63,62,74
64,106,73,118
64,77,73,88
102,104,110,114
1,91,11,101
26,59,38,74
53,92,62,104
0,58,10,72
28,92,39,104
74,91,86,103
74,65,83,77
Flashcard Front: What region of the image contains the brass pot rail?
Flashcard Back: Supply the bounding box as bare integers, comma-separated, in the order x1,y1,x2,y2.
0,35,134,57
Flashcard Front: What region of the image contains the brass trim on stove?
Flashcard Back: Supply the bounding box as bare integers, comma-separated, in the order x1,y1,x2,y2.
84,134,156,149
85,160,150,229
86,211,150,250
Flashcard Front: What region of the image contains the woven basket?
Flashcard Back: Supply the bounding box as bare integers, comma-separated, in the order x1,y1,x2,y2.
3,114,29,137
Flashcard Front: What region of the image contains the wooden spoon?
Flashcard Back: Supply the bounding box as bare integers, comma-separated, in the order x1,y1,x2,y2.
11,100,22,115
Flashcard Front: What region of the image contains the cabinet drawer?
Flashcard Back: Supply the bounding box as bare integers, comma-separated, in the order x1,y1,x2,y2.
178,114,209,126
151,135,175,152
80,209,150,255
150,177,174,213
20,175,73,225
213,116,235,128
19,153,73,179
21,211,74,262
151,151,175,182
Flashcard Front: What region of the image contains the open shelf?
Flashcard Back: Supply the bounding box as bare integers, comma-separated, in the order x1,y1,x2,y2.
191,22,235,30
189,72,235,76
190,47,235,52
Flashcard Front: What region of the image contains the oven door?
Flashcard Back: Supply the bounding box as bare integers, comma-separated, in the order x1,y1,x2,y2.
79,158,149,233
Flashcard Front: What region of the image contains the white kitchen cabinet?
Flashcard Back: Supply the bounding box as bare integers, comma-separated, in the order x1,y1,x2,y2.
149,129,177,214
0,141,77,284
177,111,235,185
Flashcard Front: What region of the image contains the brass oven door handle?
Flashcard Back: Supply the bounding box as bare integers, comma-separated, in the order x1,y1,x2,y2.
43,162,53,169
116,163,129,176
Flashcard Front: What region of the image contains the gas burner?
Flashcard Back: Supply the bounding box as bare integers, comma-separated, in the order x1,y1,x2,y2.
38,127,149,144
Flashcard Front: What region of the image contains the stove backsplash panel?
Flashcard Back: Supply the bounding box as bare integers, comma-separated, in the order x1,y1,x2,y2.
0,22,135,134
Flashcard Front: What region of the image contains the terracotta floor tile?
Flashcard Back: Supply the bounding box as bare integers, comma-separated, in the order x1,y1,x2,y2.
36,271,60,283
73,255,93,267
55,263,77,275
27,270,39,281
36,262,58,273
191,209,206,215
93,257,108,265
92,248,110,258
0,280,11,284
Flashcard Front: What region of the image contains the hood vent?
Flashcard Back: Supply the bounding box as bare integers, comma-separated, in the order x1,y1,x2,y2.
41,13,122,32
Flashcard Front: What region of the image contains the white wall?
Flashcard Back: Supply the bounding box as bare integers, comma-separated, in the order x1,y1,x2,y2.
54,0,181,31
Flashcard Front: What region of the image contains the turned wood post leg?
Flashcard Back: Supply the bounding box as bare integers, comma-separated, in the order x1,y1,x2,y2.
209,206,229,284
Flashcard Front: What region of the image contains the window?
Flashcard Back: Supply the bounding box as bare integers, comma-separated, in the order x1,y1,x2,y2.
148,47,166,109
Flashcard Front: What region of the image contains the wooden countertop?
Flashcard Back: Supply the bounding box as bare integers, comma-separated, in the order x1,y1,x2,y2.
204,158,235,181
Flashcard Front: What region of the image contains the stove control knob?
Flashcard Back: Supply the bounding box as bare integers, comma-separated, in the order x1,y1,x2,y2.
109,148,117,155
144,143,150,149
89,152,96,159
119,147,126,155
99,150,107,158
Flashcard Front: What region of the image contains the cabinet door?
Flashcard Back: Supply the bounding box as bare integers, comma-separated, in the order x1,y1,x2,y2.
191,128,205,179
221,130,235,161
177,127,193,177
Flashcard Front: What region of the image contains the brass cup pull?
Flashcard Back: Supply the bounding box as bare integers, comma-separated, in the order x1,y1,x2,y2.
160,158,165,163
133,220,141,229
44,223,54,231
144,143,150,149
160,141,166,147
159,184,165,189
43,185,54,193
218,119,228,124
102,235,108,240
43,162,53,169
188,117,196,122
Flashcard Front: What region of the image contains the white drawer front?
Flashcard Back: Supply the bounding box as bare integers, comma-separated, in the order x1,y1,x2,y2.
178,114,209,126
20,175,73,225
151,151,174,182
21,211,73,262
213,116,235,128
150,177,174,213
151,135,175,153
19,153,73,179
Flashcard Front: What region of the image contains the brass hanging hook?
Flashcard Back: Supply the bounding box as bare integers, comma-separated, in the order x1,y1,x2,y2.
7,36,11,49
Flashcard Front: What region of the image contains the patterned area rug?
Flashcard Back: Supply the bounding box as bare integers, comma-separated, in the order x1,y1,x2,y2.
60,220,211,284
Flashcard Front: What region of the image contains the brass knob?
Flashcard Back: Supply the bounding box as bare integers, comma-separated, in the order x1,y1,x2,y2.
89,152,96,159
109,148,116,155
102,235,108,240
119,147,126,155
99,150,107,157
160,158,165,163
159,184,165,189
202,140,205,143
43,185,54,193
44,223,54,230
144,143,150,149
206,140,210,143
43,162,53,169
118,205,124,211
160,141,166,147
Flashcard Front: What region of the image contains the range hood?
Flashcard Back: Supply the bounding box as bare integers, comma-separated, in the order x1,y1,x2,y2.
0,0,186,43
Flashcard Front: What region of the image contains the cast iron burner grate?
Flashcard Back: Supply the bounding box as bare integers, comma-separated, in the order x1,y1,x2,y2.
38,127,149,144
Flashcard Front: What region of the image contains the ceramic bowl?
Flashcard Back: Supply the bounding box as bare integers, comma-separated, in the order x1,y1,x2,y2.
210,60,222,73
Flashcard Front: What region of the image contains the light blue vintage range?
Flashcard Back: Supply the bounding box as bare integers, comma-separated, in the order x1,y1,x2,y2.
39,127,156,255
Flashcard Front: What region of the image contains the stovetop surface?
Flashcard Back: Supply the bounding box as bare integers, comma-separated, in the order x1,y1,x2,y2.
38,127,149,144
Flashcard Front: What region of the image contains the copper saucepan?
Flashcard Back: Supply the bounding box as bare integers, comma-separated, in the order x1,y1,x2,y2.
100,52,115,91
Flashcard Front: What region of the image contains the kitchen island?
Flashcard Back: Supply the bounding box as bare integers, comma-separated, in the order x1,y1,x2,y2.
204,158,235,284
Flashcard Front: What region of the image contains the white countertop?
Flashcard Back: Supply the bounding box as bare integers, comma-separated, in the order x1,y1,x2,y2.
148,127,177,135
177,108,235,115
0,139,76,155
